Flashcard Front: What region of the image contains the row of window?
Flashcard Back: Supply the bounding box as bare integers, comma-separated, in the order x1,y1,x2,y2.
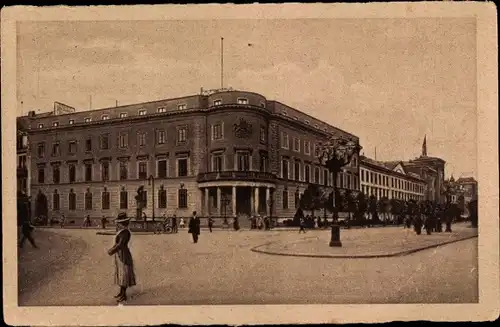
50,187,188,211
360,169,424,193
37,98,267,129
38,104,190,129
209,152,269,172
37,158,189,184
36,128,189,158
280,158,359,189
360,185,425,201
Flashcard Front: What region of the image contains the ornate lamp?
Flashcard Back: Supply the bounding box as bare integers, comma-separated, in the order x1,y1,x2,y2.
316,136,362,247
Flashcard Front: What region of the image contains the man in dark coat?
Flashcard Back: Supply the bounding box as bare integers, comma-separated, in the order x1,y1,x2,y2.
172,214,178,233
188,211,201,243
208,217,214,233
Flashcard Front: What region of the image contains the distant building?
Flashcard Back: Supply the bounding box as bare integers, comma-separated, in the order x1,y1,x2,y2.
359,156,426,201
19,89,360,221
456,176,478,212
402,137,446,203
359,136,447,203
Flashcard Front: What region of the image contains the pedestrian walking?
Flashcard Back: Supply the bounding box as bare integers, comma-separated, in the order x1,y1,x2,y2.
19,220,38,249
444,207,453,233
188,211,201,243
60,214,66,228
233,216,240,231
101,216,107,229
179,217,185,229
208,217,214,233
299,217,306,233
83,215,91,228
172,214,178,233
107,213,136,303
414,214,423,235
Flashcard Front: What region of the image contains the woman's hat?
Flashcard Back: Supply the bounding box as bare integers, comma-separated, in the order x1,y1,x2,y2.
115,213,130,223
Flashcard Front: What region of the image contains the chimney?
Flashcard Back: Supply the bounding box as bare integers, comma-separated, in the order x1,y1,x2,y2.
200,87,204,95
28,110,36,117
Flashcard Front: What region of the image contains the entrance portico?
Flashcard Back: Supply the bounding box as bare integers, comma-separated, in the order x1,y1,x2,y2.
199,181,275,218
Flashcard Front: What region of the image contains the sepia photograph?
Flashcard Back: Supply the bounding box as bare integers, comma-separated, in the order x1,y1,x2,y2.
2,3,498,325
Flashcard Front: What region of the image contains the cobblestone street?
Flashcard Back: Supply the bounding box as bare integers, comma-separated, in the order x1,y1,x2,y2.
18,225,478,306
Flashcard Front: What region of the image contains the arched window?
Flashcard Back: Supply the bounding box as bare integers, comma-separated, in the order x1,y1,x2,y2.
53,189,60,210
282,188,289,209
102,187,110,210
294,189,300,209
120,187,128,209
85,188,93,210
69,189,76,211
178,188,187,208
158,185,167,209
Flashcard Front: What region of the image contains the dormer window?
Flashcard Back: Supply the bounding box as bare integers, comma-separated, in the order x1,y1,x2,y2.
237,98,248,105
52,122,59,127
138,109,147,116
304,120,310,125
102,115,109,120
120,112,127,118
282,110,288,116
84,117,91,123
38,123,44,129
69,119,74,125
213,100,222,106
158,107,167,113
293,116,299,121
260,102,266,108
178,104,187,110
314,124,319,128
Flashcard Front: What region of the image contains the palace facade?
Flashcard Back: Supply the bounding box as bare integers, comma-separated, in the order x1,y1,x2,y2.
359,156,427,202
20,89,360,220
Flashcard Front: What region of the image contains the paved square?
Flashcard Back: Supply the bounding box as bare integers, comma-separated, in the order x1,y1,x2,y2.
18,225,478,306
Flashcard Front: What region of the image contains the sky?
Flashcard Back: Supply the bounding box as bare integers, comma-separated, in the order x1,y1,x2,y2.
16,18,477,178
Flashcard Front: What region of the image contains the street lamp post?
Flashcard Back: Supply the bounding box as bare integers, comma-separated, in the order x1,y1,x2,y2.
267,197,274,228
148,175,155,222
317,136,361,247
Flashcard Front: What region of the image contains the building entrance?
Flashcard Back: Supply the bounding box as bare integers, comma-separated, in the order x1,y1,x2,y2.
236,187,252,216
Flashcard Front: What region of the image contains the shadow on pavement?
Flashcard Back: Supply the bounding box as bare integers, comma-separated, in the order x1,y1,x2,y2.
18,229,88,305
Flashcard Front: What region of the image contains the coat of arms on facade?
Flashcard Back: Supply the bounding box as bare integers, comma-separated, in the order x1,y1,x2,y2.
233,118,253,139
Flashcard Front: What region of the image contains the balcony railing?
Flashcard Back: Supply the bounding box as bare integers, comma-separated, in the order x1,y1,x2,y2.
197,170,278,183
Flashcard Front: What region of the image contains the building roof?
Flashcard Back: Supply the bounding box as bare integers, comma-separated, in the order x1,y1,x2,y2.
456,177,477,184
359,156,424,181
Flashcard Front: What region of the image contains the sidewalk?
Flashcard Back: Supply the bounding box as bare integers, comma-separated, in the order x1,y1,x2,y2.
251,223,478,259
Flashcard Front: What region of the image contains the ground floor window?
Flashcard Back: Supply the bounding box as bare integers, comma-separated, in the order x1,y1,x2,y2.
85,190,92,210
178,189,187,208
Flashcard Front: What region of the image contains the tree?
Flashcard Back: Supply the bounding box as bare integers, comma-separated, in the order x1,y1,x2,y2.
368,195,378,223
390,198,403,224
378,196,391,224
355,192,368,223
299,184,324,218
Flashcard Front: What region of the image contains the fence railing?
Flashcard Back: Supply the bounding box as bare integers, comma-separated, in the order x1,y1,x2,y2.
197,171,277,183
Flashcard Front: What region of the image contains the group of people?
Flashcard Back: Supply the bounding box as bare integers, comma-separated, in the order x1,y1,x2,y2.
250,215,272,230
405,206,454,235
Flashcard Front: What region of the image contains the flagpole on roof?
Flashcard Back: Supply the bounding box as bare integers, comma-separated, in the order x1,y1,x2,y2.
220,37,224,89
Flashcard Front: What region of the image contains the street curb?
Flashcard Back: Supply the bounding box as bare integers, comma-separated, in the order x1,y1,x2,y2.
250,234,478,259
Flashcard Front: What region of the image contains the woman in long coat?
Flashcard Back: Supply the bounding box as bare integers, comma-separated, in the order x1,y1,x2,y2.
108,213,136,303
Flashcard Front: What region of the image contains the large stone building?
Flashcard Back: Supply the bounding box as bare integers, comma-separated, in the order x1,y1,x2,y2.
359,137,446,203
20,89,360,221
359,156,426,201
